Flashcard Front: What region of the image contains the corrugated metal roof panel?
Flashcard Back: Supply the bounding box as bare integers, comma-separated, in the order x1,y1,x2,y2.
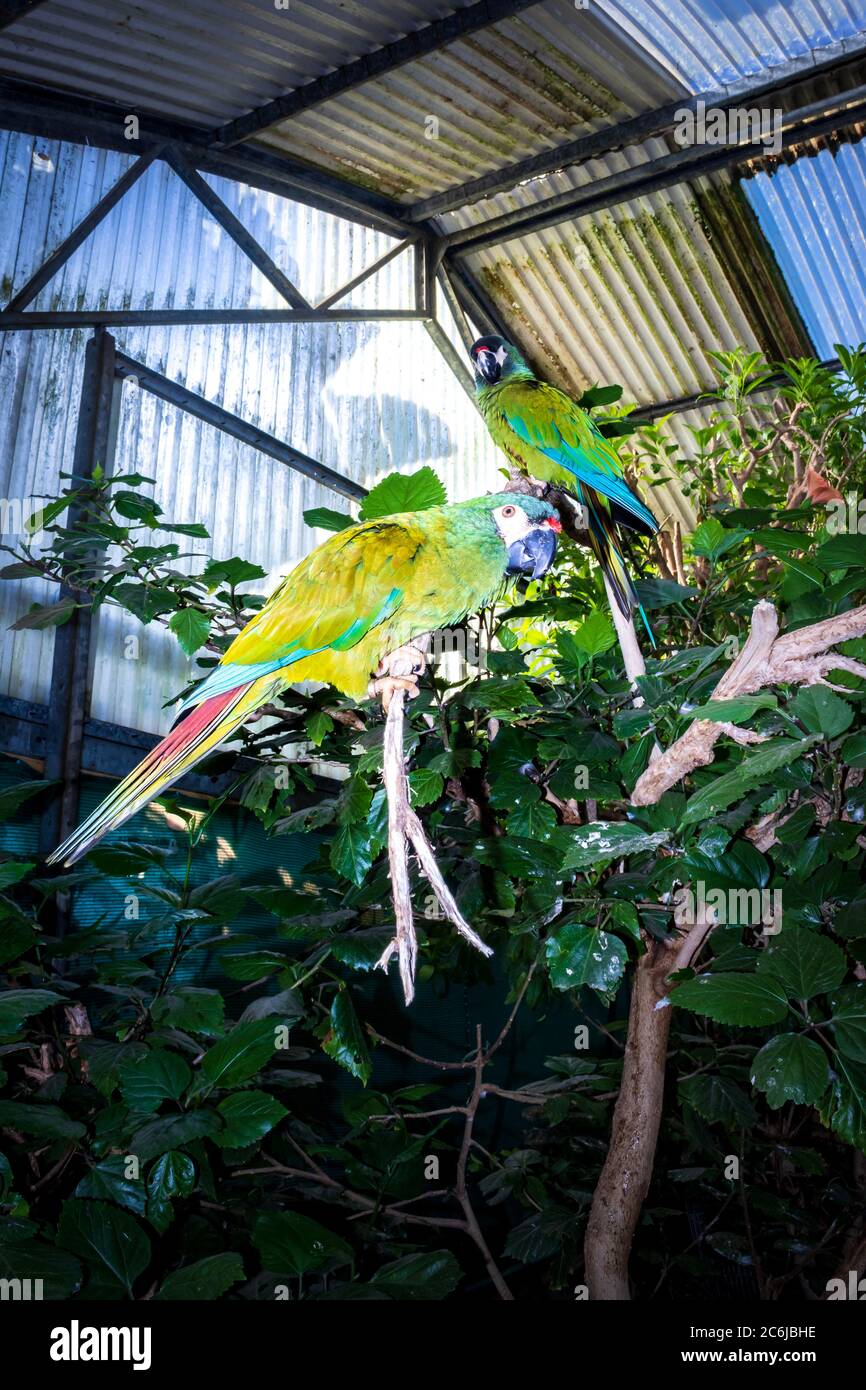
259,0,683,200
446,145,793,391
0,131,503,733
594,0,866,92
742,135,866,357
0,0,476,124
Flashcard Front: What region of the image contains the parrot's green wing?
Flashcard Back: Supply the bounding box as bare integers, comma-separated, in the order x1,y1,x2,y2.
493,379,657,534
179,518,425,709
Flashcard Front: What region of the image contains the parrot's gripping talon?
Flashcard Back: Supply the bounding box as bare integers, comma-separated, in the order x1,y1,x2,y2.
367,674,419,712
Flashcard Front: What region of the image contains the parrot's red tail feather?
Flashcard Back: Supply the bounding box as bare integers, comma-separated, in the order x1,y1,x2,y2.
46,680,274,867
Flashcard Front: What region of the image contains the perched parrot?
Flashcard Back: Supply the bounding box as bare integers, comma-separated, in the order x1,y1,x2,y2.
48,492,560,866
470,335,658,639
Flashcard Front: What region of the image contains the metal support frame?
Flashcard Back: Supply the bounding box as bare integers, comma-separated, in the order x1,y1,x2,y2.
114,352,367,502
164,148,311,310
0,138,433,332
38,329,119,860
0,78,414,238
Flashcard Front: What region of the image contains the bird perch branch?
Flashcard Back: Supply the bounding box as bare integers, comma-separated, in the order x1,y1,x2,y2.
373,639,492,1005
632,600,866,808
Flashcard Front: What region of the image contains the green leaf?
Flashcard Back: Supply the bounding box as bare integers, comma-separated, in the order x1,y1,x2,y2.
147,1151,196,1203
119,1050,192,1114
330,928,393,971
789,686,854,738
0,988,63,1035
814,533,866,570
322,989,371,1085
841,732,866,769
75,1158,148,1216
688,694,777,724
215,1090,287,1148
219,950,286,981
0,1240,82,1299
680,737,820,827
200,556,266,589
751,1035,830,1109
329,823,372,887
671,973,789,1026
113,489,163,522
10,597,77,630
690,518,747,561
369,1250,461,1299
819,1053,866,1150
200,1018,282,1089
757,930,846,1001
508,799,557,840
831,983,866,1061
635,577,699,610
129,1112,221,1163
570,611,617,656
169,608,211,656
303,507,353,532
161,520,210,538
546,922,627,1002
150,987,224,1035
0,780,57,820
359,466,446,520
562,821,670,868
253,1211,353,1276
0,1101,85,1140
679,1075,757,1127
306,710,333,747
408,768,444,807
57,1200,150,1297
155,1252,245,1300
0,861,34,890
26,494,73,532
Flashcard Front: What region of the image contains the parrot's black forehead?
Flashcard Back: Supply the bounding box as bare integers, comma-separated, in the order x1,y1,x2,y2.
470,334,507,355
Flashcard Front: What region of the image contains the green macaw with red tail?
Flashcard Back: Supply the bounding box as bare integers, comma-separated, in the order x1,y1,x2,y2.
47,492,560,867
470,335,658,641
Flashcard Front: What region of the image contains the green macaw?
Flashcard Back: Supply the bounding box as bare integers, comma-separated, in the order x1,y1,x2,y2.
470,335,658,639
48,492,560,866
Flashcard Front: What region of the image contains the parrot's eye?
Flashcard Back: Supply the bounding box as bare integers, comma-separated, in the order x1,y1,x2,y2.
501,505,516,518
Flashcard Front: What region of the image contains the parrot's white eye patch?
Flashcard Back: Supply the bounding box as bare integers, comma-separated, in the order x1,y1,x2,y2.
493,502,530,544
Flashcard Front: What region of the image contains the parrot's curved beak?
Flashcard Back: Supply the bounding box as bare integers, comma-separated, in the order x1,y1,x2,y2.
506,522,558,580
473,346,501,384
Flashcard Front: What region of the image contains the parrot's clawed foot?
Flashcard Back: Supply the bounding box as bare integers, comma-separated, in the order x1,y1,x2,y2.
368,642,429,711
367,674,419,712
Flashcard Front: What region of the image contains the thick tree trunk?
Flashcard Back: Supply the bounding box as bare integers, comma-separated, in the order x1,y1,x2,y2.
584,936,677,1300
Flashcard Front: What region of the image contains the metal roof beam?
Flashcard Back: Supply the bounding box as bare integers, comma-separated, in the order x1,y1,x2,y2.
410,43,866,220
0,308,426,328
442,93,866,256
212,0,542,149
114,352,367,502
0,79,415,237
